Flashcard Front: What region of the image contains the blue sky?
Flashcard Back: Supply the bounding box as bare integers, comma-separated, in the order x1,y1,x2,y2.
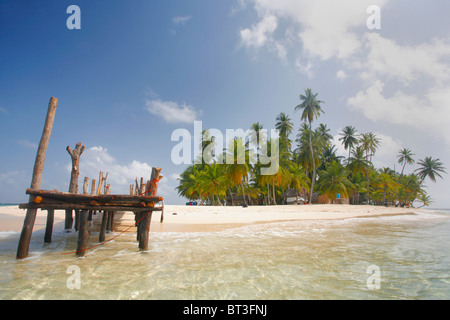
1,0,450,207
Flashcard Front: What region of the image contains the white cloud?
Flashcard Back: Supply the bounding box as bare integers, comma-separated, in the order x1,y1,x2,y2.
359,33,450,85
17,139,38,149
172,15,192,26
336,70,347,80
0,106,7,114
71,146,153,194
145,99,201,124
69,146,180,202
347,81,450,144
242,0,387,61
295,58,314,77
240,14,278,48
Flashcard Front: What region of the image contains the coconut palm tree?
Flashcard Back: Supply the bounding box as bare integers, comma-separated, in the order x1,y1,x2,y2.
397,148,415,176
317,160,354,203
414,157,446,187
359,132,381,203
417,193,433,208
287,162,310,200
176,165,204,201
198,163,227,205
374,170,399,205
339,125,359,161
294,89,325,203
275,112,294,152
225,137,251,206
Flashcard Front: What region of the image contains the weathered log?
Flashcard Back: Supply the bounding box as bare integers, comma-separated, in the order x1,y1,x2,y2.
160,200,165,223
96,171,104,195
67,142,85,193
65,142,85,230
138,211,152,251
26,189,161,204
17,97,58,259
91,179,96,195
106,211,113,233
44,209,54,243
99,211,108,243
149,167,162,197
76,210,89,257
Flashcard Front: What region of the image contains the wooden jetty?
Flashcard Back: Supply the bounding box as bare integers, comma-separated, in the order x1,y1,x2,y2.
16,97,164,259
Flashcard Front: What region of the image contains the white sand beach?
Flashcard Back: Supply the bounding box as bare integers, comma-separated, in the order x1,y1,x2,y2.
0,204,422,233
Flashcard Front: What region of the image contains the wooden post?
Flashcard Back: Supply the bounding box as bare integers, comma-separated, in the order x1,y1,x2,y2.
44,209,54,243
138,211,152,250
89,179,96,219
76,177,90,256
67,142,85,193
17,97,58,259
138,168,162,251
160,200,165,223
96,171,104,195
99,211,108,243
76,210,89,257
65,142,85,230
106,211,113,233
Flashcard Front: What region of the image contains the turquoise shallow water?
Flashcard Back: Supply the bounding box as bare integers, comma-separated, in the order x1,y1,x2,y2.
1,208,449,299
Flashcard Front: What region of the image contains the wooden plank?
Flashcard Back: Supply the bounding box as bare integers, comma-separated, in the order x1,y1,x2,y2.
26,189,161,204
17,97,58,259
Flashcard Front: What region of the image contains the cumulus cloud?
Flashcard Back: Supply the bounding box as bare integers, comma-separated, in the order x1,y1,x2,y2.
240,14,278,48
347,81,450,144
69,146,153,194
69,146,180,202
241,0,386,61
145,99,201,124
359,33,450,85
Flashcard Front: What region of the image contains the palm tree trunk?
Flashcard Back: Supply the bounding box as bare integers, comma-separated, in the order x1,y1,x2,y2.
308,120,316,204
272,180,276,205
400,162,406,176
366,168,370,204
216,194,221,206
228,186,235,206
240,182,247,206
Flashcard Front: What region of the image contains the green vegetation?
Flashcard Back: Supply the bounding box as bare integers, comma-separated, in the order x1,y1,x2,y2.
176,89,446,207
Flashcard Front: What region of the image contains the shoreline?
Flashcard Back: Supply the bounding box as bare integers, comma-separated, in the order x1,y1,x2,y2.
0,204,427,234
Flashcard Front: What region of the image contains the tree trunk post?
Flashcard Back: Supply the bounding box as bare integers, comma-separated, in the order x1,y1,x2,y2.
76,177,90,256
44,209,54,243
76,210,89,257
17,97,58,259
138,168,162,251
65,142,85,230
99,211,108,243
